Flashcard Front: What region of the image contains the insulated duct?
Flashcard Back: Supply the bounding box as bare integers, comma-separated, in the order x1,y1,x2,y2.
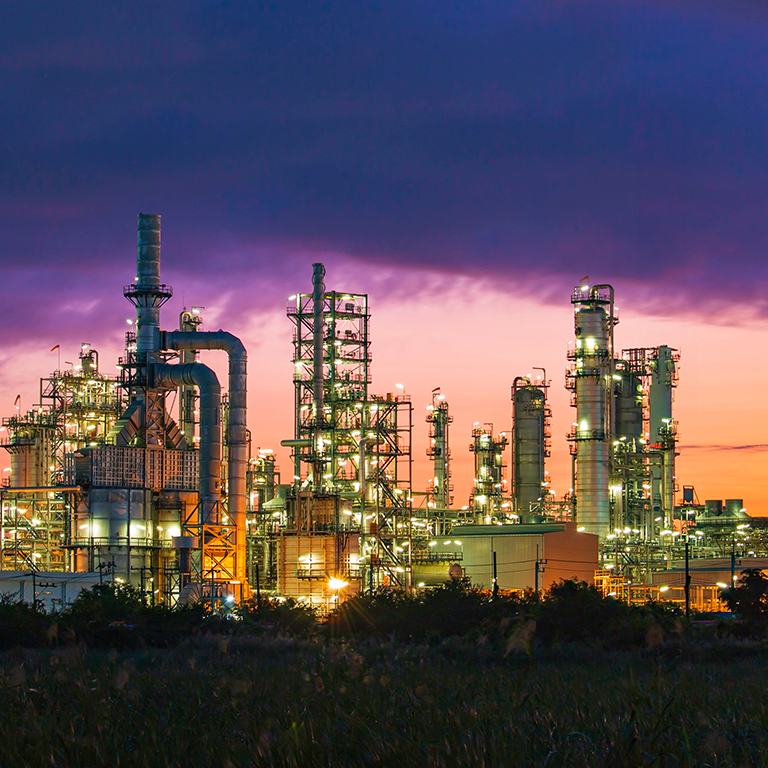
163,330,248,574
153,362,222,523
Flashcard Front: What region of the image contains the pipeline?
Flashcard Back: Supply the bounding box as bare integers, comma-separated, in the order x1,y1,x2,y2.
153,361,222,523
163,330,248,578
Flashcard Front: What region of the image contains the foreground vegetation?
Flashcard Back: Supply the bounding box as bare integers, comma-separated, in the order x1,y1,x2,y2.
2,636,768,766
0,577,692,651
0,573,766,765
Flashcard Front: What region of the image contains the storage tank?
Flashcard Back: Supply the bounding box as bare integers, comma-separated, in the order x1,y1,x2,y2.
74,489,154,575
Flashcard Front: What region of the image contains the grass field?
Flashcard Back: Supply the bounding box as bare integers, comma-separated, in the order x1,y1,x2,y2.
1,635,767,767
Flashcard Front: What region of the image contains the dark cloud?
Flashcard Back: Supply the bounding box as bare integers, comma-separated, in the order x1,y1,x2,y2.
2,0,768,338
683,445,768,453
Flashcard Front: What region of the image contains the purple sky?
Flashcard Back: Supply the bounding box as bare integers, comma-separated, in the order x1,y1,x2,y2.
2,1,768,508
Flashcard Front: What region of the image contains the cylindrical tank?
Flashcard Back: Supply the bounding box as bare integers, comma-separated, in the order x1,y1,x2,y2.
572,289,613,537
705,499,723,517
75,489,155,580
614,368,642,440
10,446,35,488
649,346,675,443
9,426,51,488
512,380,546,515
724,499,748,519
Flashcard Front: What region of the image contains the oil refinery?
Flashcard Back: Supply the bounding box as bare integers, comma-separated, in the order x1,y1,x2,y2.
0,215,761,612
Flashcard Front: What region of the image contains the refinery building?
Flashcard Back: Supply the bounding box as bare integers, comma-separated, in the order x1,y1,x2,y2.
0,215,758,612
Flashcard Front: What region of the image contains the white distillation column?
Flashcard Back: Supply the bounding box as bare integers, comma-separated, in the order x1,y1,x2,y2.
572,286,614,536
649,345,677,530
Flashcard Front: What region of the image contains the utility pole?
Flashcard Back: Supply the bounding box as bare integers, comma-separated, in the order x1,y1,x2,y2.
684,537,691,618
26,571,37,611
534,544,547,598
492,551,498,599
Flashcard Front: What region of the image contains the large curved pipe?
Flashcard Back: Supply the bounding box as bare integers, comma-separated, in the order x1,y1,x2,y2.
162,330,247,579
153,361,222,523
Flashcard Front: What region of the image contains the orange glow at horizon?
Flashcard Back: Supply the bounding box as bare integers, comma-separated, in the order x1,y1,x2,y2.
1,267,765,516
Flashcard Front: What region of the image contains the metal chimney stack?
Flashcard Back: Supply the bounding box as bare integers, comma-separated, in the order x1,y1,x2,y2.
124,214,173,355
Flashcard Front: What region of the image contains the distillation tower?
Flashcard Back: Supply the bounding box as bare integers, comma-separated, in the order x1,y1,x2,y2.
567,283,680,545
426,389,452,532
469,426,509,522
281,264,413,605
511,376,551,518
611,346,678,536
566,284,616,536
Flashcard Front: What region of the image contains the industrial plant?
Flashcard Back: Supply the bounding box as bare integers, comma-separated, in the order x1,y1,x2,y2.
0,216,761,612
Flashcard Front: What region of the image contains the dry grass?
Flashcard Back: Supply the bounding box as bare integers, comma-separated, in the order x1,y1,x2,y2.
0,636,766,767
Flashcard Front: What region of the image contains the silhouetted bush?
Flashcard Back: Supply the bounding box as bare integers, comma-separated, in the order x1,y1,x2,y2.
327,578,527,642
722,569,768,635
532,578,676,649
58,583,209,648
326,577,681,651
237,596,318,635
0,593,51,648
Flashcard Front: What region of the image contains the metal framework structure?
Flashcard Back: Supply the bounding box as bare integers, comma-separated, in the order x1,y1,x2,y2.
426,389,453,532
284,271,414,603
245,448,281,587
0,345,124,572
469,425,509,522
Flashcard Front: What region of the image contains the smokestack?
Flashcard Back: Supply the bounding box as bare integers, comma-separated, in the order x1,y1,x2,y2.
124,214,172,355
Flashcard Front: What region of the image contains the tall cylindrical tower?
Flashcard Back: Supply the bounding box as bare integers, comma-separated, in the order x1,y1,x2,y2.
426,389,452,527
123,214,173,357
649,345,678,528
570,284,615,536
512,377,548,516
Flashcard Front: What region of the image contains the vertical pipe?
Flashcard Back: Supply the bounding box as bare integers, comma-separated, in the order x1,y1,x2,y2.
312,264,326,419
312,264,326,494
178,311,200,447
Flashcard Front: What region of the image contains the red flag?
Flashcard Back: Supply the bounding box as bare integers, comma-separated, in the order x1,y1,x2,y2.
50,344,60,352
13,395,20,409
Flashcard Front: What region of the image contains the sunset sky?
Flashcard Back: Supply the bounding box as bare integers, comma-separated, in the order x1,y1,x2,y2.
2,1,768,511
